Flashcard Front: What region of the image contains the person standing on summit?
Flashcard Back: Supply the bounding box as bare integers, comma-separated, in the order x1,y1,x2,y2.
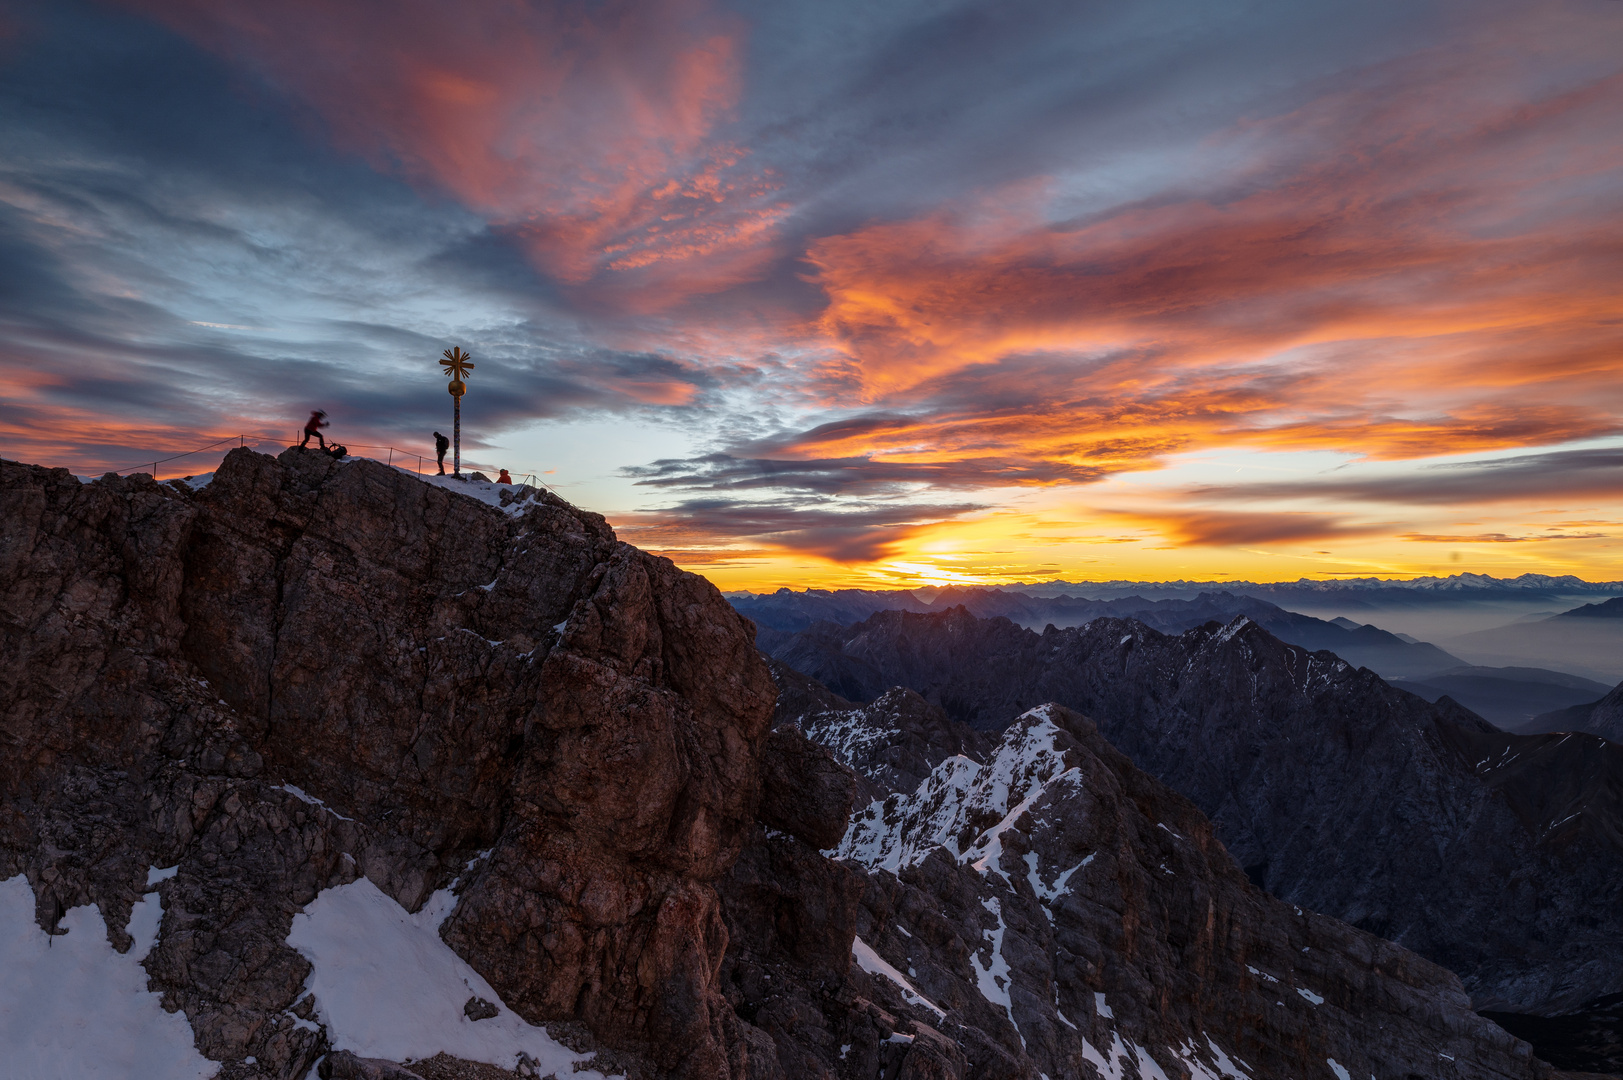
434,431,450,475
298,410,328,449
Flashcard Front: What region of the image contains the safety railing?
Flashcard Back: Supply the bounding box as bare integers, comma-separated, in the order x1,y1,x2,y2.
112,434,280,478
95,434,557,495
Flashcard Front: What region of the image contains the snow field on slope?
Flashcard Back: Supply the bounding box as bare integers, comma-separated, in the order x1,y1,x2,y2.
286,877,614,1077
0,872,218,1079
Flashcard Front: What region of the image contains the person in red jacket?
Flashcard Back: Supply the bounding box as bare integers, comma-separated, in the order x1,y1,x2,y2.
497,468,512,485
298,410,328,449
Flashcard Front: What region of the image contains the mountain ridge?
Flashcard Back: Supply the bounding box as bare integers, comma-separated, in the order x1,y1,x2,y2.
763,605,1623,1014
1,449,1609,1079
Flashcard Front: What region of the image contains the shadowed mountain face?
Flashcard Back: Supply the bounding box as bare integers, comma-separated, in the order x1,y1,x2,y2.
823,704,1552,1080
1450,599,1623,685
1538,678,1623,742
764,606,1623,1015
1389,667,1614,731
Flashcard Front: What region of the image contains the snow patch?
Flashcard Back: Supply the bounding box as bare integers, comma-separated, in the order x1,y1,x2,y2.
1131,1042,1173,1080
851,935,946,1019
1080,1031,1134,1080
286,877,610,1075
409,472,539,517
1175,1037,1252,1080
970,897,1022,1046
275,783,354,821
145,865,179,888
1095,991,1114,1019
1024,852,1088,918
1297,987,1324,1005
1327,1059,1351,1080
0,874,218,1078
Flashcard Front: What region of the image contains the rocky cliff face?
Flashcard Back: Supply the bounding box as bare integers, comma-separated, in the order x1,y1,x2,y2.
765,607,1623,1015
1,448,778,1078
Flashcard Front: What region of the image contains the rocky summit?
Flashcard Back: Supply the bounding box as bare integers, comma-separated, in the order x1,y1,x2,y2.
0,448,1592,1079
1,448,779,1079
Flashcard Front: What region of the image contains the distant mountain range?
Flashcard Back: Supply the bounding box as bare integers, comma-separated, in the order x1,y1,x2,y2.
734,584,1623,721
765,606,1623,1015
730,572,1623,605
741,587,1467,679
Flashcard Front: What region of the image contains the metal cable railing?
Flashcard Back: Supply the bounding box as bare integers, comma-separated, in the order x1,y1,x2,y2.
112,433,275,477
95,434,558,496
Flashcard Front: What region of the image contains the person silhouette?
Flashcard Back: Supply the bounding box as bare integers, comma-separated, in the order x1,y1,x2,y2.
434,431,450,475
299,410,328,448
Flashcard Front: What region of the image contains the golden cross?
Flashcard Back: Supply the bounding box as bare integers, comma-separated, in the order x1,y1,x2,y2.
440,347,475,381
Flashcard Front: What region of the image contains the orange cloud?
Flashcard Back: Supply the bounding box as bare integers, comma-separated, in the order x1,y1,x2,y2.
1098,509,1386,548
120,0,787,306
797,49,1623,472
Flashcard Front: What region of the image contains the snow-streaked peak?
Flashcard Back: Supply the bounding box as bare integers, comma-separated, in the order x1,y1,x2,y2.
835,706,1076,877
1211,616,1254,646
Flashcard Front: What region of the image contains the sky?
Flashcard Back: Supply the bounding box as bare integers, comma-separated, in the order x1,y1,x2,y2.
1,0,1621,591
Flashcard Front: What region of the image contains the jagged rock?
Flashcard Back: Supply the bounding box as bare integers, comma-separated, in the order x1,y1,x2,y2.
768,606,1623,1014
1585,678,1623,740
463,997,499,1021
779,685,994,805
764,654,858,726
0,449,776,1078
756,727,857,849
320,1050,427,1080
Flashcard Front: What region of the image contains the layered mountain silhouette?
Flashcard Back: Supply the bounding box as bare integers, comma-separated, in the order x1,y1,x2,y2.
761,606,1623,1017
1450,598,1623,684
738,587,1468,679
1388,666,1614,731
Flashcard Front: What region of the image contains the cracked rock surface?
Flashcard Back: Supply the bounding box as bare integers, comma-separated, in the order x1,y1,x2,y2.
1,448,774,1078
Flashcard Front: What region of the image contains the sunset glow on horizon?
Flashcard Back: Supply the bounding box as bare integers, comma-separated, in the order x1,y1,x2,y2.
2,0,1620,592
